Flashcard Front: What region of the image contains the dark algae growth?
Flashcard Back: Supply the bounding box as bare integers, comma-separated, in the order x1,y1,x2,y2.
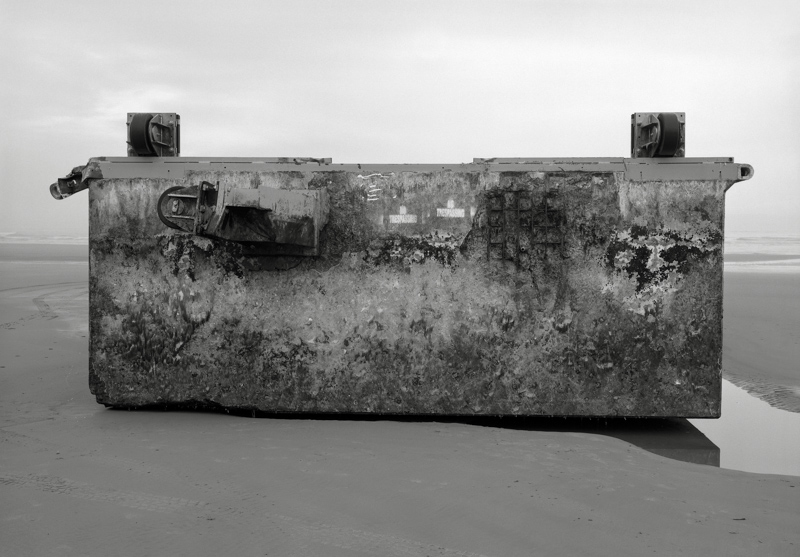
86,165,732,417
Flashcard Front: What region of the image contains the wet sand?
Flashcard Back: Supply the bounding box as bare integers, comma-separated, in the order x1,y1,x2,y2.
722,271,800,412
1,245,799,556
690,380,800,476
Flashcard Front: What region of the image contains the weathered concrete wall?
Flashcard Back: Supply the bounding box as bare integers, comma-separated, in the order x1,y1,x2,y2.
89,168,728,416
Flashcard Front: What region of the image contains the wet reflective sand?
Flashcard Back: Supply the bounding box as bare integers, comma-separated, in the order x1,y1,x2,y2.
691,380,800,476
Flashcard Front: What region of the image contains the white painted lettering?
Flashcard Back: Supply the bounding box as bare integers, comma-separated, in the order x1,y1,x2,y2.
436,208,465,218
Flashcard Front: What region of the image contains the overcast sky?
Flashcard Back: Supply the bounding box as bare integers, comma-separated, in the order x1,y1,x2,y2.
1,0,798,238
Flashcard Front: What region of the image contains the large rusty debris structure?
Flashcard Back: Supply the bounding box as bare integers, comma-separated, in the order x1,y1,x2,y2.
52,112,753,417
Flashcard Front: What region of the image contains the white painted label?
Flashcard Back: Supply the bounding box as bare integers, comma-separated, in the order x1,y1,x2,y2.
389,215,418,223
389,205,417,224
436,198,465,218
437,208,465,218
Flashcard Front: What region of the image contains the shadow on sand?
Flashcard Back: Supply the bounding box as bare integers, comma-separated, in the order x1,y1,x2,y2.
109,404,719,468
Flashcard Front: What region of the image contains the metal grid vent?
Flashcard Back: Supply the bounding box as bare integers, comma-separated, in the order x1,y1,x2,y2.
486,186,564,266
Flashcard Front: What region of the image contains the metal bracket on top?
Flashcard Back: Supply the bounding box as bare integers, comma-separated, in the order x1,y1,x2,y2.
631,112,685,158
157,182,329,256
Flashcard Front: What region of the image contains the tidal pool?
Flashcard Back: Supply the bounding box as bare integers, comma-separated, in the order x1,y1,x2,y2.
690,379,800,477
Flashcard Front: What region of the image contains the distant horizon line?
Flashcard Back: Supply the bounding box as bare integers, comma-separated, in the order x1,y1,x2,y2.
3,231,800,247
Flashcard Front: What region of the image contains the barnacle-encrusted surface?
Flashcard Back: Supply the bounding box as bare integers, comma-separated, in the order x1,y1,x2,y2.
89,171,727,416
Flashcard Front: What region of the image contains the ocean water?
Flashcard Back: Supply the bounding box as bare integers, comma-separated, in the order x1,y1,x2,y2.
0,232,88,245
725,232,800,273
725,232,800,255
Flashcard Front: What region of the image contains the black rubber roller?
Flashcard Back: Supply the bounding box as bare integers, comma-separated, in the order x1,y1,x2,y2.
656,113,681,157
129,113,155,156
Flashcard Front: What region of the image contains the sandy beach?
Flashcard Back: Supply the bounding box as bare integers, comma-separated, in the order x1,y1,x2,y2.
721,270,800,412
4,0,799,552
1,243,798,556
